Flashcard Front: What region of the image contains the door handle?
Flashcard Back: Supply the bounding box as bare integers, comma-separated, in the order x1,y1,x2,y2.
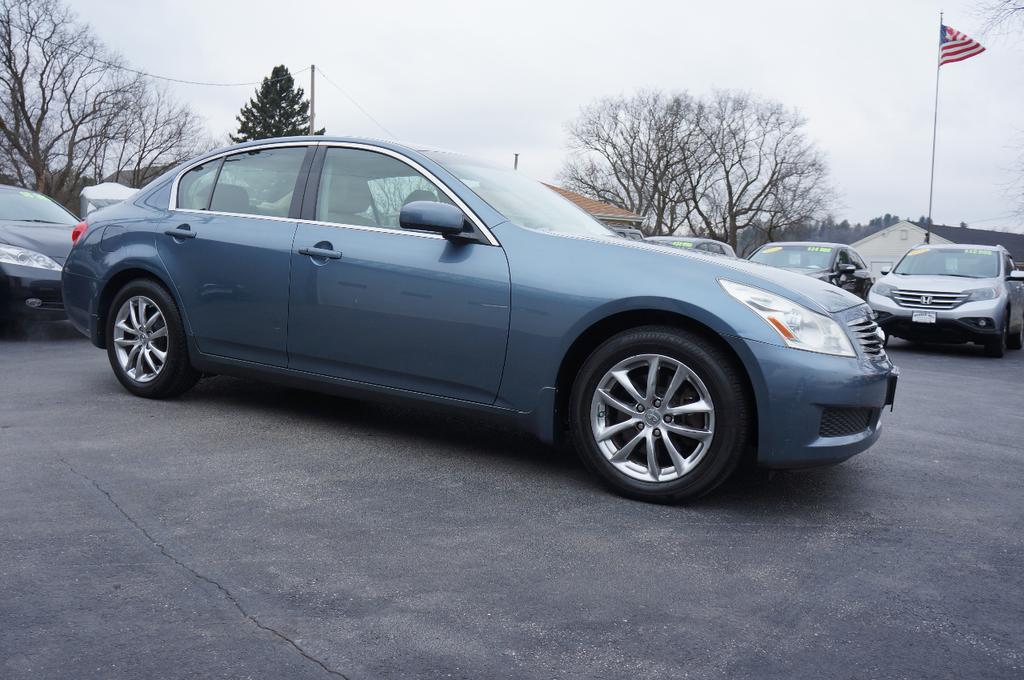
298,246,342,260
164,224,196,240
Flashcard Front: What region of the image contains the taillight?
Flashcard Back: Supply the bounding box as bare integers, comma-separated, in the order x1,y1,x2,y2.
71,221,88,244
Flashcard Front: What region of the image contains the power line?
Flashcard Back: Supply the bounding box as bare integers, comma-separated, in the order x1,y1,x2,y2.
315,67,396,138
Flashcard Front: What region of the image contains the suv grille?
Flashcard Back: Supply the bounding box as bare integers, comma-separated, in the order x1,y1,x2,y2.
847,315,884,356
819,407,874,437
892,289,966,310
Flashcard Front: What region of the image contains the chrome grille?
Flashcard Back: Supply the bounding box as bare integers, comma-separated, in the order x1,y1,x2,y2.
847,314,884,356
891,289,966,310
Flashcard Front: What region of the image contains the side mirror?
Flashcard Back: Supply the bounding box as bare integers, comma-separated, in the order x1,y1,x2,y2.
880,268,891,275
1009,270,1024,281
399,201,466,238
838,263,857,275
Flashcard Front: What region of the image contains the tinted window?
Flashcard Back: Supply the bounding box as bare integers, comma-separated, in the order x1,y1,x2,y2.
836,250,852,268
893,247,1000,278
750,245,835,270
316,148,454,229
177,160,220,210
707,243,724,254
850,250,867,269
210,147,307,218
0,188,78,224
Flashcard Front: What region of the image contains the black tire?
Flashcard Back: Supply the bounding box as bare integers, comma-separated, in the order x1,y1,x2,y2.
983,320,1007,358
1007,314,1023,351
568,326,752,503
105,278,198,398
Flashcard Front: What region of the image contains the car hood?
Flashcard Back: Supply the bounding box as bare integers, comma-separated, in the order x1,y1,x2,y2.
0,221,74,263
878,273,999,292
598,236,864,313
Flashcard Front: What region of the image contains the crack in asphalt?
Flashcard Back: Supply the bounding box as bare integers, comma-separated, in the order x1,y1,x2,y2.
59,459,349,679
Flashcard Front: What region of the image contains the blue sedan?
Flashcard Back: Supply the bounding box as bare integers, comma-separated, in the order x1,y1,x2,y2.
62,137,897,502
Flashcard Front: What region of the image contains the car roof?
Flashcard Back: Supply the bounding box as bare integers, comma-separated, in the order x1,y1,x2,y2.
757,241,848,248
909,242,1007,252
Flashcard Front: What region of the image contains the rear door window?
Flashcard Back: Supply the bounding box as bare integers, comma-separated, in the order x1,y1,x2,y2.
210,147,308,218
177,160,221,210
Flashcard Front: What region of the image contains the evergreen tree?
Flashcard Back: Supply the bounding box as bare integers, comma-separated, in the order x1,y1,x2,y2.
230,65,324,142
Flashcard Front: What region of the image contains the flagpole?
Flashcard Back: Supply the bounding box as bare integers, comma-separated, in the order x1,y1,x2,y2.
926,11,943,244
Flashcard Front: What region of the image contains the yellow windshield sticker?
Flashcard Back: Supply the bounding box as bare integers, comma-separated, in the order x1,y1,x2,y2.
761,246,783,254
806,246,833,253
906,248,927,256
964,248,994,256
672,241,695,248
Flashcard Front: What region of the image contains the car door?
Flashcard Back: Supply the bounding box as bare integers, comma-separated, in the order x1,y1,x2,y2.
287,145,511,404
158,144,312,366
833,249,862,296
848,249,874,298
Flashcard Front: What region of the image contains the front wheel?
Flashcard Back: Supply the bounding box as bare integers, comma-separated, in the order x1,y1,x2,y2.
983,320,1007,358
105,279,198,398
569,326,752,503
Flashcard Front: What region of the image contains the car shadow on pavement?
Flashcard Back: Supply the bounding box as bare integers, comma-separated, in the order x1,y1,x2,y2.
0,320,83,342
886,337,994,358
175,374,860,511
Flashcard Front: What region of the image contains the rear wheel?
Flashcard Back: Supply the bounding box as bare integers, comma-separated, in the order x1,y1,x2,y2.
105,279,198,398
569,326,752,503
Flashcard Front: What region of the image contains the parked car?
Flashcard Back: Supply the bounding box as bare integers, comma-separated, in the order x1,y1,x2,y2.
647,236,737,258
610,226,645,241
63,137,898,502
0,185,80,326
868,244,1024,357
748,242,874,299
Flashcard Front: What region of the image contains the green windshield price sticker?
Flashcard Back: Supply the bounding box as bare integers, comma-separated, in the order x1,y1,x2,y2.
672,241,695,248
964,249,993,256
806,246,833,253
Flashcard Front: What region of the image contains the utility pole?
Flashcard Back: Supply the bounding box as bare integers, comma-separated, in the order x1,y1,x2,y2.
309,64,316,135
513,153,519,170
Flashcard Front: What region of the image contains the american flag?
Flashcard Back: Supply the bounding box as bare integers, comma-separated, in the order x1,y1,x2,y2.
939,24,985,66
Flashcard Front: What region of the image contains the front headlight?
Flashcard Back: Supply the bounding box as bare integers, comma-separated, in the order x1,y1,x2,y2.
872,282,895,298
720,279,856,357
964,287,997,302
0,244,62,271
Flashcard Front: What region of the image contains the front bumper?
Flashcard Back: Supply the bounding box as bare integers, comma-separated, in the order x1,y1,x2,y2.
0,263,65,322
726,333,897,468
868,291,1005,344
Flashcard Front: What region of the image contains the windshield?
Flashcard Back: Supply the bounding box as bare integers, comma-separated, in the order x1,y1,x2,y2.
425,152,615,237
893,247,1000,278
0,188,77,224
750,244,835,270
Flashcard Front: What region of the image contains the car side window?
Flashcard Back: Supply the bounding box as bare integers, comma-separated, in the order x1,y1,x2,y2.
316,147,454,229
836,250,852,269
177,160,221,210
850,250,867,269
209,146,307,218
708,244,724,254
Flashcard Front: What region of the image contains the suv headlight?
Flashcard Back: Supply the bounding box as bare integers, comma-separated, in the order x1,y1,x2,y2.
964,287,997,302
872,282,895,298
0,244,62,271
720,279,856,357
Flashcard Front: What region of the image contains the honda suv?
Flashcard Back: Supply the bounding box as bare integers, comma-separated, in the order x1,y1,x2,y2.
868,244,1024,357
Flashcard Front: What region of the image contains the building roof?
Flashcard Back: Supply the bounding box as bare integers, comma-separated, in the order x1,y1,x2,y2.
543,184,645,224
853,220,1024,262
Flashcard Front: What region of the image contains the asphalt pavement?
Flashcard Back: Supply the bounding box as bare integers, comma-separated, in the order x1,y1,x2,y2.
1,322,1022,679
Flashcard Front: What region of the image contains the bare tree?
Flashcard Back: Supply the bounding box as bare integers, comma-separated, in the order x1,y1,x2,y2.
560,90,832,249
979,2,1024,34
685,91,833,252
0,0,210,210
99,85,210,188
560,91,698,236
0,0,140,205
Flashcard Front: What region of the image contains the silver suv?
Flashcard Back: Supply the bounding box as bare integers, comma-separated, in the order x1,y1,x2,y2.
868,243,1024,357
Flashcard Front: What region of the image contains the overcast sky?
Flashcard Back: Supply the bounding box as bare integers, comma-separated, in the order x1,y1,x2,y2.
72,0,1024,231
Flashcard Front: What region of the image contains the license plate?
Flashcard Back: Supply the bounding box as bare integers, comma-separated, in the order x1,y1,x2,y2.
912,311,936,324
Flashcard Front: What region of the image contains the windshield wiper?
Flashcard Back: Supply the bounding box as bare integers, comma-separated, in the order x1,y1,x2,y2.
11,218,60,224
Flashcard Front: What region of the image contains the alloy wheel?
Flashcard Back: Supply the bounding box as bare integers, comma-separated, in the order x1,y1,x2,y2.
112,295,168,383
590,353,715,483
